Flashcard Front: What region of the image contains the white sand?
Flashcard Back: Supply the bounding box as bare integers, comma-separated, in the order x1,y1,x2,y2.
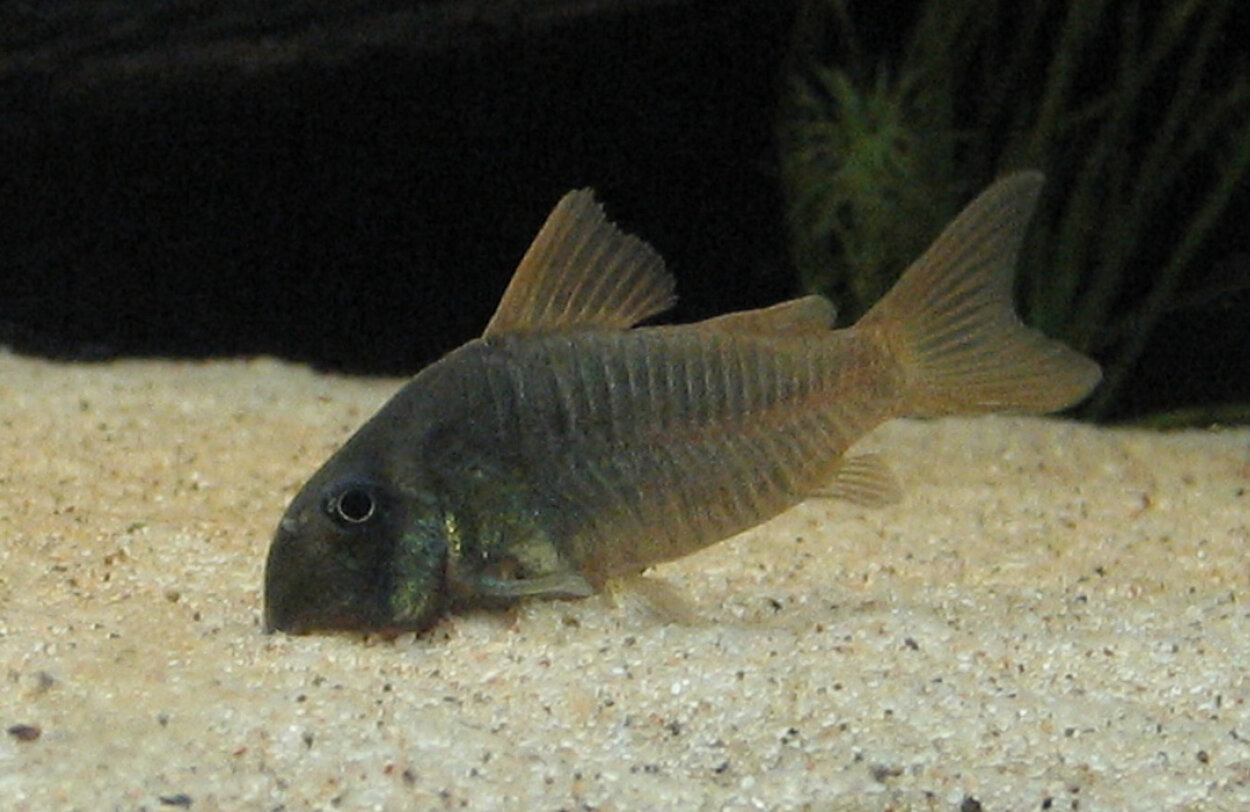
1,350,1247,810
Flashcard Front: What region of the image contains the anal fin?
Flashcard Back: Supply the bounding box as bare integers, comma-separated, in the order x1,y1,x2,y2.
812,453,902,507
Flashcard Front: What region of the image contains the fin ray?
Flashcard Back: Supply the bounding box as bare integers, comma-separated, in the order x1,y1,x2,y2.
483,190,676,337
812,453,902,507
458,570,596,601
858,172,1101,414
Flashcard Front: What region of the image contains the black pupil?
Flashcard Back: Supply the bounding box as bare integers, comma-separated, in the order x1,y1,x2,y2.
335,488,376,523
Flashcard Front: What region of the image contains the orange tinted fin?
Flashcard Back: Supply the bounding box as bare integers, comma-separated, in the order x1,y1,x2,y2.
812,453,902,507
483,190,677,337
694,295,836,336
857,172,1102,415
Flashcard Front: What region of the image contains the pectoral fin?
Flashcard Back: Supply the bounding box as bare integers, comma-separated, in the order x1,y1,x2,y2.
483,190,676,337
812,453,902,507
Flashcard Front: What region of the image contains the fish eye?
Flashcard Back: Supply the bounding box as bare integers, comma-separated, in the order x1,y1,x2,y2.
328,485,377,525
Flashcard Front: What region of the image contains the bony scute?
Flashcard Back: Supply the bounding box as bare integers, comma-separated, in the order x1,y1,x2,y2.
262,173,1100,636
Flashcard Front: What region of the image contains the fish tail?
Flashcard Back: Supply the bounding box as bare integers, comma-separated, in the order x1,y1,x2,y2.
857,172,1101,415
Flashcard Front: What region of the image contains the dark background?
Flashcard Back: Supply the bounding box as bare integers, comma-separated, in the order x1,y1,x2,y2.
2,0,794,369
1,0,1246,420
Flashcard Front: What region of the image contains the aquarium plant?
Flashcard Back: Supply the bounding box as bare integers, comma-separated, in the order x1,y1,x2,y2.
779,0,1250,418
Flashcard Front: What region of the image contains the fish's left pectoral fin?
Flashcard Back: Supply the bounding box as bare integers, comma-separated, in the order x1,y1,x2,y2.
464,569,597,602
482,189,676,337
813,453,903,507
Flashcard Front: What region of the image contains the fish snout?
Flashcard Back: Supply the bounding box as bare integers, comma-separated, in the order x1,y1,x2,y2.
261,516,312,634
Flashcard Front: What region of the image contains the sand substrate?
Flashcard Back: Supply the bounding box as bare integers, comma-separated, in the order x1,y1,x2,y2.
0,350,1247,810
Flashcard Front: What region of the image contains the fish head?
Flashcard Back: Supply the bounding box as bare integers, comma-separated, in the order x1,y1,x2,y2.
262,459,451,635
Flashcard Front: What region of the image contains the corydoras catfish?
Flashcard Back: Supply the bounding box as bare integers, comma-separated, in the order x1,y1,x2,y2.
263,172,1101,635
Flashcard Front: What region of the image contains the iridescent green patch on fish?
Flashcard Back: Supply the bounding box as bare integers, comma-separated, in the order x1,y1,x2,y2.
262,173,1101,635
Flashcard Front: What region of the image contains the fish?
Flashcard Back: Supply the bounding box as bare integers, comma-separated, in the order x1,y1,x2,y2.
262,172,1101,635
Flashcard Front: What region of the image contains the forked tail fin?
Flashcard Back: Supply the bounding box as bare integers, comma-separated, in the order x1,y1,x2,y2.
857,172,1101,416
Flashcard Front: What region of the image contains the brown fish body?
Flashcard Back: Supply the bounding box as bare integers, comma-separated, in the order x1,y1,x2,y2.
485,323,892,583
262,173,1101,634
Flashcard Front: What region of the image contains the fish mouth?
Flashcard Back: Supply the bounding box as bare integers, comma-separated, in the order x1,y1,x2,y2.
262,606,401,636
260,518,306,633
263,616,415,639
261,603,298,634
261,525,394,635
261,586,306,635
262,613,326,635
261,520,326,635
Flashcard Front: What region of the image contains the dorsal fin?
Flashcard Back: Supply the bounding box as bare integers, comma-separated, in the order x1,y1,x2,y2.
482,190,676,337
694,295,836,335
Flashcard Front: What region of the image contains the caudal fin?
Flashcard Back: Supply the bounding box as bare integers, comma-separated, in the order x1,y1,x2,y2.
857,172,1101,416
